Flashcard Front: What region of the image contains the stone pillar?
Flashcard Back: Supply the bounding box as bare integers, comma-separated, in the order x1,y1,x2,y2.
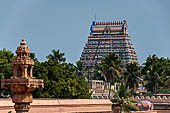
13,66,17,78
29,66,33,78
21,65,28,78
14,103,30,113
1,39,44,113
13,92,32,113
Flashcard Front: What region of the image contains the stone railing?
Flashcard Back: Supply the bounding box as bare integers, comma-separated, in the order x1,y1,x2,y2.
0,98,112,113
133,110,170,113
130,96,170,110
130,96,170,103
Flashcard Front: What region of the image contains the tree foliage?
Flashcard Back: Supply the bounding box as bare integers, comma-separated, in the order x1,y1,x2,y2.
111,83,139,113
32,49,91,98
0,49,14,97
92,53,123,98
0,49,91,99
142,54,170,94
75,60,87,77
123,63,142,92
46,49,66,63
1,47,170,99
98,53,122,83
91,65,105,80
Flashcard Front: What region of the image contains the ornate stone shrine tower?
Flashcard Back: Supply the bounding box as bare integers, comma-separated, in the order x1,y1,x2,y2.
1,39,44,113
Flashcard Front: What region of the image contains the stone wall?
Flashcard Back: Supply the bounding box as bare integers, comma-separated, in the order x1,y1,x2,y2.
133,111,170,113
131,96,170,110
0,98,112,113
132,96,170,103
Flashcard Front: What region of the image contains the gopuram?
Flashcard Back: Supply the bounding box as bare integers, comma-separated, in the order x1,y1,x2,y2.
1,39,44,113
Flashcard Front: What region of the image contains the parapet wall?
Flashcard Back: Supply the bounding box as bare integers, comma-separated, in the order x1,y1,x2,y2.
0,98,112,113
131,96,170,110
133,110,170,113
131,96,170,103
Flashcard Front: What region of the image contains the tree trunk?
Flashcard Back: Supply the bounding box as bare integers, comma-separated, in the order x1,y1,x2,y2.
114,107,121,113
109,82,111,99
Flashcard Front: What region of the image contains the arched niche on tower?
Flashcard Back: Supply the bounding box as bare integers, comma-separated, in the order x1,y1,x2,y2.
17,66,22,77
104,26,110,35
27,65,33,78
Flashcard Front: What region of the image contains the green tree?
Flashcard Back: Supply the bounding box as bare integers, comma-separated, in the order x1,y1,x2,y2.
29,53,38,62
97,53,122,98
0,49,91,99
123,63,141,92
46,49,66,64
161,58,170,86
111,83,139,113
75,60,87,77
91,65,105,80
33,49,91,99
100,53,122,83
158,58,170,92
32,61,50,97
0,48,14,97
142,54,167,94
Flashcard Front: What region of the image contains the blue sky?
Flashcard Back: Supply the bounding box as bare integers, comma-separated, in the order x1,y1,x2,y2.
0,0,169,65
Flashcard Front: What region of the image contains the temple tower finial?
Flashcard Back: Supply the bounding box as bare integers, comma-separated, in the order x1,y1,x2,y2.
14,39,33,78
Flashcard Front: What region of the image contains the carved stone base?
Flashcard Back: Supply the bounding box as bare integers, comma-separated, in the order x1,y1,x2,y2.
13,93,32,103
13,93,32,113
14,103,30,113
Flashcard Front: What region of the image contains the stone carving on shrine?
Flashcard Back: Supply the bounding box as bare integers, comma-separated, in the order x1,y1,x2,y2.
1,39,44,113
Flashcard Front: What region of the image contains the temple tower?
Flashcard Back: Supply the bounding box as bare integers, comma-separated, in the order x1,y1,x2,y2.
1,39,44,113
80,20,139,68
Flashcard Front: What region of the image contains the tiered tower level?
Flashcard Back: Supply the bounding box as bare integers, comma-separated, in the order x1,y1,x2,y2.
80,20,139,67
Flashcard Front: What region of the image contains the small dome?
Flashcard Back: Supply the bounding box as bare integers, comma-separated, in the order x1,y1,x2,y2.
20,38,27,45
16,39,31,56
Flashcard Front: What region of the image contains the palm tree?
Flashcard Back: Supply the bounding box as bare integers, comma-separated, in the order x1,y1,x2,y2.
75,60,87,77
142,55,165,94
124,63,141,93
91,65,105,80
160,58,170,88
98,53,122,98
111,83,139,113
46,49,66,64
